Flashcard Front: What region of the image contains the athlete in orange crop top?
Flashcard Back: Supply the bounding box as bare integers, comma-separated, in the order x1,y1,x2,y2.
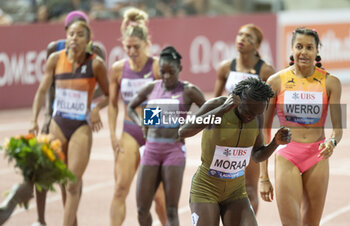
275,66,329,130
30,20,109,226
259,28,342,226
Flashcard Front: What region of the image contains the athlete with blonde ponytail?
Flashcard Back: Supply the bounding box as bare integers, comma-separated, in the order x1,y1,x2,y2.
108,7,167,226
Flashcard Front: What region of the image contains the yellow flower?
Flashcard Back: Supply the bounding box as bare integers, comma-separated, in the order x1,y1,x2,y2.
42,145,56,162
3,137,10,149
50,139,65,162
50,139,61,151
37,134,53,144
46,150,56,162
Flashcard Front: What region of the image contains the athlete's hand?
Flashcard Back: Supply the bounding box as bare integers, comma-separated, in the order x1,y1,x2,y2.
111,136,123,161
90,107,103,132
259,178,274,202
15,182,34,205
41,116,52,134
29,120,39,135
221,94,240,113
274,127,291,145
318,139,335,159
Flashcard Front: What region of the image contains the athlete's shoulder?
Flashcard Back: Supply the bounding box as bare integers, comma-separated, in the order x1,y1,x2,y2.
216,59,232,80
92,54,106,72
260,61,275,81
47,39,64,58
90,42,106,60
268,67,290,80
266,69,287,90
48,50,62,61
218,59,232,70
46,51,61,69
109,59,126,82
325,72,341,88
111,59,127,71
182,81,201,92
151,55,159,61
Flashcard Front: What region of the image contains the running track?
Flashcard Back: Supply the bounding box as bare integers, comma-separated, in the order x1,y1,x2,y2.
1,87,350,226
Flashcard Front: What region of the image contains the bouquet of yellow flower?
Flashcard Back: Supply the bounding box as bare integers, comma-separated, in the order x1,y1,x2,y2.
0,133,75,191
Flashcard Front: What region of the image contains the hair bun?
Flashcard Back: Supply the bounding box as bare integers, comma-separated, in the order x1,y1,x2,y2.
160,46,182,61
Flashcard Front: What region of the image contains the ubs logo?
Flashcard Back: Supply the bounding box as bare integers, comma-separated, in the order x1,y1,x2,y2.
224,149,231,157
292,92,299,100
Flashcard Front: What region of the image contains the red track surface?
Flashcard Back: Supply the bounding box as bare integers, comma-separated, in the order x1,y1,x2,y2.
1,88,350,226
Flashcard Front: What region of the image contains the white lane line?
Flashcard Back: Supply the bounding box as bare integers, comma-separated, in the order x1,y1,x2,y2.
320,204,350,225
12,180,114,216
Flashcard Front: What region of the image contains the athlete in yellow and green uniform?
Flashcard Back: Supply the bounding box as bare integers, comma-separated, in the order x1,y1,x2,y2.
179,77,291,226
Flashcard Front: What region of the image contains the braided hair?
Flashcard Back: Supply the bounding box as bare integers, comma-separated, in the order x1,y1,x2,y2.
160,46,182,65
233,77,274,102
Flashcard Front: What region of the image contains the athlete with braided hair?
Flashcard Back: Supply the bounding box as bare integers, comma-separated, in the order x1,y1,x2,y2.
127,46,205,226
260,27,343,226
179,77,291,226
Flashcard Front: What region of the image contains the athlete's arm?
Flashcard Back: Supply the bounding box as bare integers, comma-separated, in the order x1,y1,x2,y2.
259,73,281,202
90,43,107,100
259,74,280,178
93,57,109,108
30,52,59,134
127,82,156,127
252,125,291,163
46,41,58,58
318,74,343,159
108,61,123,153
252,125,290,200
183,82,206,109
178,94,240,138
152,57,161,80
40,41,59,134
213,60,230,97
88,57,109,132
259,62,275,82
91,42,106,60
253,73,288,163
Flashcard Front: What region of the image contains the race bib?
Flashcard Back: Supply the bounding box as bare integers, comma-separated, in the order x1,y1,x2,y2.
53,88,88,120
121,78,153,102
283,91,323,124
209,145,252,179
225,72,259,93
